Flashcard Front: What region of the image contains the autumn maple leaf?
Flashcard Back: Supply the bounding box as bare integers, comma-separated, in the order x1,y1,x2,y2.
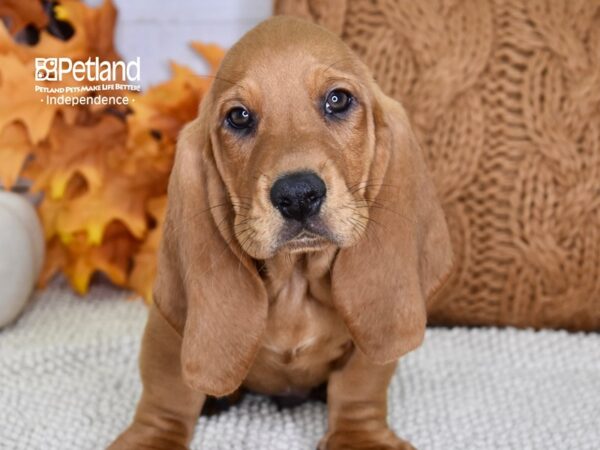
0,121,32,188
0,0,47,35
0,53,77,144
0,0,225,300
40,221,139,294
128,195,167,302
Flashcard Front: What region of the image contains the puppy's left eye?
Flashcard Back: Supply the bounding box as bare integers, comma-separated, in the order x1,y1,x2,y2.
325,89,353,115
226,107,254,130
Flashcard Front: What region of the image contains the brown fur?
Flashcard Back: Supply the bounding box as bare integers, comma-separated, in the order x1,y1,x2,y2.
109,17,452,450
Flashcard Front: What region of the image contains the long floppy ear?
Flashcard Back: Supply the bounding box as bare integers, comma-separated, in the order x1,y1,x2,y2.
153,115,268,397
332,87,453,364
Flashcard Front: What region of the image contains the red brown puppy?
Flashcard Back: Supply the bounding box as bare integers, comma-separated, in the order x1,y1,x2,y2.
109,16,452,450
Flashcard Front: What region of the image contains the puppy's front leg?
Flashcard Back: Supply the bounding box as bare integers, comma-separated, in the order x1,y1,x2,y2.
319,349,415,450
108,305,206,450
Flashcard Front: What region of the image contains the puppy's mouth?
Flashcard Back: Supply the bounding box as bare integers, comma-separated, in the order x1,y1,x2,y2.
284,231,328,252
278,218,333,253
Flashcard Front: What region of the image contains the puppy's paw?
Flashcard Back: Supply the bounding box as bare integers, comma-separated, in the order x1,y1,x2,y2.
107,425,189,450
318,428,416,450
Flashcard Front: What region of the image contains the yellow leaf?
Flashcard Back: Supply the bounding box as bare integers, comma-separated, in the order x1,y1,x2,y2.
40,222,138,293
53,5,69,22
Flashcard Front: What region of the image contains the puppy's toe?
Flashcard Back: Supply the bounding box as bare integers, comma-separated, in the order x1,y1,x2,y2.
318,428,416,450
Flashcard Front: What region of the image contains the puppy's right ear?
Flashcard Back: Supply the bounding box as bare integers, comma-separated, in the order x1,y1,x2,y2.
153,116,268,397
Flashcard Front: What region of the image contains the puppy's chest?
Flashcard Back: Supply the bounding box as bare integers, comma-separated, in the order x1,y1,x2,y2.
244,251,352,394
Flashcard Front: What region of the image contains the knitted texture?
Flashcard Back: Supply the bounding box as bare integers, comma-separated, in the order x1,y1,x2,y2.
275,0,600,330
1,284,599,449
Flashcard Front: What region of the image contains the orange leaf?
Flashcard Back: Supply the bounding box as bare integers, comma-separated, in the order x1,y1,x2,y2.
37,236,68,288
40,221,138,293
28,115,157,244
0,121,32,188
128,62,210,143
52,0,119,59
0,0,48,34
191,42,226,73
0,0,118,62
0,54,56,144
128,195,167,301
27,115,126,199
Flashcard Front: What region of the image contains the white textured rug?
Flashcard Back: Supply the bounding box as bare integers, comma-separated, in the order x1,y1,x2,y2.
0,283,599,450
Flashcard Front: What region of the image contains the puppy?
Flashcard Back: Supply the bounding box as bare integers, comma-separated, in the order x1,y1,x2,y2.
109,16,452,450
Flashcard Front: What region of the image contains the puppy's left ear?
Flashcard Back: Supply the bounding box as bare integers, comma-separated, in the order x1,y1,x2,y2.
332,88,453,364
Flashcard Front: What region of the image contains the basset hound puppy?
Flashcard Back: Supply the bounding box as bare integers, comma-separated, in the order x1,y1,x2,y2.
110,16,452,450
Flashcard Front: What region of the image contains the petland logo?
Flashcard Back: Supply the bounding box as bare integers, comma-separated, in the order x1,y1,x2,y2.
34,57,141,106
35,57,141,82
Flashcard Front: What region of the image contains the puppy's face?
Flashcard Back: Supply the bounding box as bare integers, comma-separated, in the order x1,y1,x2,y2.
206,29,378,259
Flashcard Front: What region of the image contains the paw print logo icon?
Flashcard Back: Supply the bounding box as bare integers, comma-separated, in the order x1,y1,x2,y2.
35,58,59,81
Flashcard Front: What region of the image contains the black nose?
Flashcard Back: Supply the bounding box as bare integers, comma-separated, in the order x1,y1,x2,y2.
270,172,326,222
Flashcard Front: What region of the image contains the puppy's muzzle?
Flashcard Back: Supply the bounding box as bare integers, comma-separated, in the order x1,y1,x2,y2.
270,171,326,222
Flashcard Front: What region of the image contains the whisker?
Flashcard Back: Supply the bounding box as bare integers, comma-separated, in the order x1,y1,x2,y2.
349,183,401,195
346,178,386,192
344,199,416,226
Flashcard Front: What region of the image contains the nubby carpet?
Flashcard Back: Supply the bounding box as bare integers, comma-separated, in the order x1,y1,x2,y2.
0,284,599,449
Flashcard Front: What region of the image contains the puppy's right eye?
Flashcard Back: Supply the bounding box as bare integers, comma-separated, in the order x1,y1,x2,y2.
324,89,353,115
226,107,254,130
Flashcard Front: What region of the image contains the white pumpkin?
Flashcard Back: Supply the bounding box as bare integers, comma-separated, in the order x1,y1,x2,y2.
0,191,45,328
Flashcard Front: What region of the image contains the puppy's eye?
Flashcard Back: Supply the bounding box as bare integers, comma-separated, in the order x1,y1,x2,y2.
226,107,254,130
325,89,352,115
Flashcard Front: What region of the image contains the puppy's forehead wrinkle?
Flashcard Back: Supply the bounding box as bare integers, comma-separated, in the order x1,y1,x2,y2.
322,57,358,76
201,73,247,94
214,19,361,99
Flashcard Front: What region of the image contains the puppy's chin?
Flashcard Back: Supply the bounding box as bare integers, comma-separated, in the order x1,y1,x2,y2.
236,233,332,260
274,216,337,254
279,231,332,254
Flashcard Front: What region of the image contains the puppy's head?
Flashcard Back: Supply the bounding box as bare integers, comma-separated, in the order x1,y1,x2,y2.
154,17,453,396
203,18,387,258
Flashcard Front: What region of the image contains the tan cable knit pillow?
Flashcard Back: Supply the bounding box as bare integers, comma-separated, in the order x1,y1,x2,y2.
275,0,600,331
